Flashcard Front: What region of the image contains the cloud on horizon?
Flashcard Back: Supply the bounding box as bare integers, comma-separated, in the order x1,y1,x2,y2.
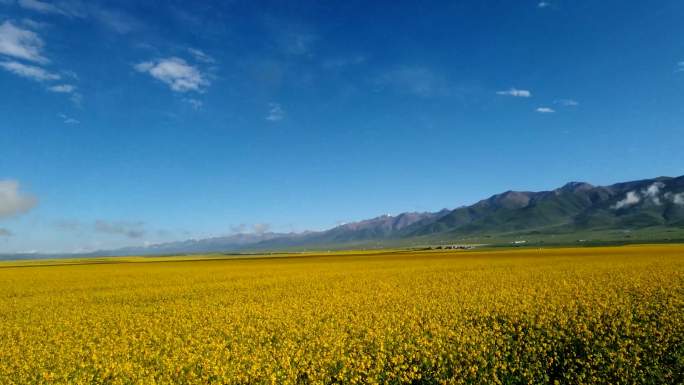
0,179,37,219
54,219,147,239
94,220,146,239
229,223,273,234
252,223,271,234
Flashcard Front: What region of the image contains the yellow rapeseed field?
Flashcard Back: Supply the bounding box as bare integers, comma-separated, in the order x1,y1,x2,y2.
0,245,682,384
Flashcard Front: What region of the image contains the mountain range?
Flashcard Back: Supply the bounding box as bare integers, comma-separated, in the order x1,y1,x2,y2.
102,174,684,256
3,175,684,259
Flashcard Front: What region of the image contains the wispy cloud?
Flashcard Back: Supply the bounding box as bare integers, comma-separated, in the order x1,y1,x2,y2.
0,179,37,219
188,48,215,64
229,223,273,234
58,112,79,124
90,8,139,34
16,0,81,17
377,66,447,98
555,99,579,106
230,224,247,233
53,219,81,231
20,18,48,30
277,31,316,56
15,0,139,34
265,102,284,121
676,61,684,73
135,57,209,92
252,223,271,234
94,220,146,239
183,98,203,110
537,2,550,8
0,20,80,103
0,228,12,237
535,107,555,113
322,55,366,70
48,84,75,93
496,88,531,97
0,60,59,81
55,219,147,238
0,20,47,63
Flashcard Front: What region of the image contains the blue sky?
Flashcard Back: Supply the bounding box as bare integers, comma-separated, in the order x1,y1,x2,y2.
1,0,683,253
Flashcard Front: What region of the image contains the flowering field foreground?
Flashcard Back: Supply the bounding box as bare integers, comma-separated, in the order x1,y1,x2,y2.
0,245,682,384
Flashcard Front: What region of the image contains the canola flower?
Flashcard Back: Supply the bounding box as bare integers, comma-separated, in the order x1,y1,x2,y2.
0,245,682,384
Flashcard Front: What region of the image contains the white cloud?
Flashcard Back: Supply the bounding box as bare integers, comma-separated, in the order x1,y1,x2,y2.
278,32,316,56
673,193,684,205
184,98,202,110
535,107,555,113
664,192,684,205
556,99,579,106
16,1,137,33
642,182,664,205
0,20,47,63
0,21,78,102
537,2,550,8
0,180,37,219
266,102,284,121
94,220,146,239
135,57,209,92
323,55,366,70
20,18,48,30
58,113,79,124
252,223,271,234
188,48,214,64
69,92,82,106
0,60,59,81
496,88,531,97
612,191,640,210
90,8,138,34
676,61,684,73
48,84,75,93
17,0,73,16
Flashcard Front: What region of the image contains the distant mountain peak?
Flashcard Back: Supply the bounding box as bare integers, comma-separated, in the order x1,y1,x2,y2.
557,181,594,193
